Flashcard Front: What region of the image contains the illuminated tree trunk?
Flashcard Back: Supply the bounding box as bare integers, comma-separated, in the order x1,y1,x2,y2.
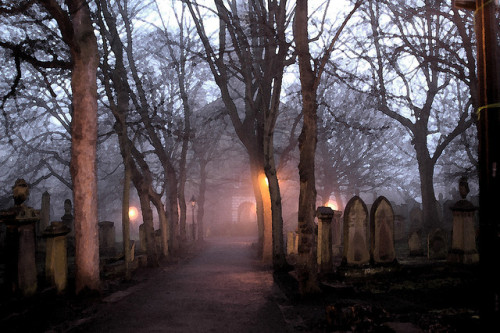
67,0,100,293
294,0,320,294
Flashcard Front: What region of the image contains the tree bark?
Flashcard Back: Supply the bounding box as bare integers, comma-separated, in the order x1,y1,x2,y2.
66,0,100,294
294,0,320,294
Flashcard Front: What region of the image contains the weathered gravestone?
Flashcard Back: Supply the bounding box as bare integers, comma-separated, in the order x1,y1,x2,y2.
43,221,71,293
317,206,334,272
448,177,479,264
370,196,396,264
428,228,448,260
408,231,424,256
0,179,40,296
342,196,370,266
99,221,116,257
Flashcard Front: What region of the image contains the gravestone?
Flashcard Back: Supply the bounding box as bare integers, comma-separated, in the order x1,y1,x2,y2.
99,221,116,257
316,206,334,272
448,177,479,264
427,228,448,260
43,221,71,293
0,179,40,296
332,211,343,256
408,231,423,256
370,196,396,264
342,196,370,266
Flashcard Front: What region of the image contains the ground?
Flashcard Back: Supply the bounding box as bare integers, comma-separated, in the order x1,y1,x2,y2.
0,237,481,332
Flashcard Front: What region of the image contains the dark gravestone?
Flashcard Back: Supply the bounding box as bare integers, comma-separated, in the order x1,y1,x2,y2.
428,228,448,260
370,196,396,264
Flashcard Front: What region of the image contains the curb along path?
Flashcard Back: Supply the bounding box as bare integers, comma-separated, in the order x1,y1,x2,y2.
72,237,290,333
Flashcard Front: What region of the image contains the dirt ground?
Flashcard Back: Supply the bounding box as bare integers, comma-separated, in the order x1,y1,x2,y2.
0,237,481,332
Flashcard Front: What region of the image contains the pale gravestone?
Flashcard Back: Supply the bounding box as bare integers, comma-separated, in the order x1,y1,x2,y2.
370,196,396,264
427,228,448,260
448,177,479,264
342,196,370,266
43,221,71,293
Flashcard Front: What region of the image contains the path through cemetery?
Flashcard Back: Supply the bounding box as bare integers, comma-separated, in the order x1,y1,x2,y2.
73,237,288,332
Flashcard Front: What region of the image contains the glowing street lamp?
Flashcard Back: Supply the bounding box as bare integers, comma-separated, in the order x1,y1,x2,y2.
190,195,197,241
128,206,138,221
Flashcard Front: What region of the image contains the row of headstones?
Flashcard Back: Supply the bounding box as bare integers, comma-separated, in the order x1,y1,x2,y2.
0,184,130,297
287,193,479,271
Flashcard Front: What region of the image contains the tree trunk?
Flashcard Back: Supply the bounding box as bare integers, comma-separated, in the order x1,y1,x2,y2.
68,0,100,294
250,162,266,260
197,160,207,241
137,184,159,267
294,0,320,294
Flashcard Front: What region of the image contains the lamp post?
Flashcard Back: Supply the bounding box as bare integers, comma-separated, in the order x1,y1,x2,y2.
454,0,500,328
190,195,196,241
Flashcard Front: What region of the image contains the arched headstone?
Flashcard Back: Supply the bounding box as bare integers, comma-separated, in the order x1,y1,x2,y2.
370,196,396,264
342,196,369,266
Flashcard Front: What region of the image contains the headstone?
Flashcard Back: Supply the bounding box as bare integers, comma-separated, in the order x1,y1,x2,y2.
370,196,396,264
448,177,479,264
408,231,423,256
342,196,370,266
43,221,71,293
332,211,343,256
98,221,116,257
1,179,40,296
427,228,448,260
316,206,334,272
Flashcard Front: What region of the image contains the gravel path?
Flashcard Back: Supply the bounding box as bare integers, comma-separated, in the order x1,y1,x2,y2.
73,237,289,333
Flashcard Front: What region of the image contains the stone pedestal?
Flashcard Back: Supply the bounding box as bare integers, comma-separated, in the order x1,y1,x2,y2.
287,231,296,255
3,207,39,296
317,206,334,272
99,221,116,257
43,222,71,293
332,211,343,256
448,200,479,264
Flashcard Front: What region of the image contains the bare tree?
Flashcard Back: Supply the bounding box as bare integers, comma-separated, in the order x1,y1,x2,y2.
294,0,361,294
185,0,291,269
